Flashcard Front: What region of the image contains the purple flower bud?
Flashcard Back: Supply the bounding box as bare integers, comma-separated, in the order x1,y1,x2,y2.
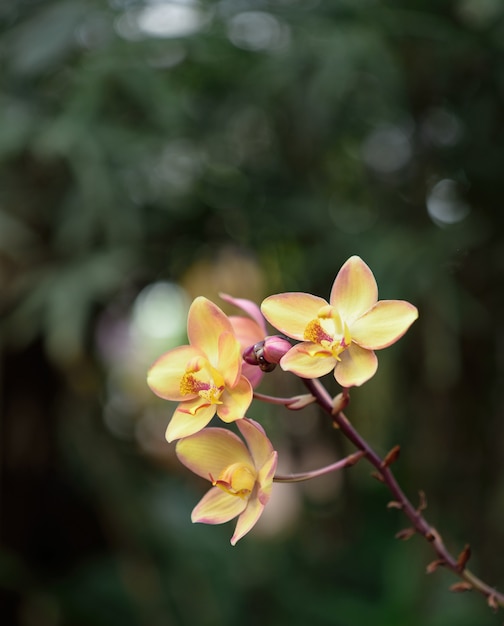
247,342,276,372
243,344,261,366
242,336,291,373
263,335,292,364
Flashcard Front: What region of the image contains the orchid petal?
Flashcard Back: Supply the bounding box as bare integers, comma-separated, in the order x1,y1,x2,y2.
231,493,265,545
241,363,264,389
350,300,419,349
330,256,378,322
237,418,274,470
217,376,253,423
227,316,266,388
220,293,267,333
334,343,378,387
176,427,252,478
192,487,248,525
147,345,201,400
257,451,278,502
280,343,337,378
165,401,216,442
187,297,233,366
261,293,328,340
228,316,265,351
217,331,242,388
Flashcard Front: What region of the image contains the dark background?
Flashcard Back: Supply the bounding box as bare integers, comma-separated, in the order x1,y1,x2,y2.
1,1,504,624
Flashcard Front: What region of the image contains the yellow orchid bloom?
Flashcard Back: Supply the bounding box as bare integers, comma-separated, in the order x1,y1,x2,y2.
147,297,253,441
261,256,418,387
176,418,278,545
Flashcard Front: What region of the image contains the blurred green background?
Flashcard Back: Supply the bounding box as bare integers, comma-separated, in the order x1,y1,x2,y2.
1,0,504,624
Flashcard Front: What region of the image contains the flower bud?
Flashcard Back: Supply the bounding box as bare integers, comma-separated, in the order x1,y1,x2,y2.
243,344,262,366
262,336,292,364
242,342,275,371
242,336,291,372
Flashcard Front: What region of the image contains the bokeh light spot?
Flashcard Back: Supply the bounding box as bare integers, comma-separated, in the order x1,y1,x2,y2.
132,281,189,340
426,179,470,226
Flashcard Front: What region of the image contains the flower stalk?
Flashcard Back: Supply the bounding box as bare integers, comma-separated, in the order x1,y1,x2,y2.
253,390,316,409
274,451,366,483
301,377,504,609
147,255,503,609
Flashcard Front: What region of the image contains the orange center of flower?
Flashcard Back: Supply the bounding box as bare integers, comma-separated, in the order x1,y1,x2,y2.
303,305,352,361
179,356,225,410
212,463,256,499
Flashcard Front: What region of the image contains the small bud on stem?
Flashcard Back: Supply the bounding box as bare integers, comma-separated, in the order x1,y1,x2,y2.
387,500,403,510
456,544,471,571
395,527,416,541
450,582,473,593
381,445,401,469
426,559,446,574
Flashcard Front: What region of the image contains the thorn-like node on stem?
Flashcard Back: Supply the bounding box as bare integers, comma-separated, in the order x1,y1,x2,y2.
370,471,385,483
487,594,499,611
450,582,473,593
286,393,316,410
425,526,441,543
457,544,471,571
395,527,416,541
347,450,366,465
426,559,445,574
381,445,400,469
417,490,427,512
332,392,349,415
386,500,403,510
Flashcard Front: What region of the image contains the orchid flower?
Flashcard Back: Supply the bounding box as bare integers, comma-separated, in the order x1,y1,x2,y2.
261,256,418,387
147,297,253,442
220,293,267,387
176,418,278,545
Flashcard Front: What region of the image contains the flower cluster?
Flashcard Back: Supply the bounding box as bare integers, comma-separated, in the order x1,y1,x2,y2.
147,256,418,544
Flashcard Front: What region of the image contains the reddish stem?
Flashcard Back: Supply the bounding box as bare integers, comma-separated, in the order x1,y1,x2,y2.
302,377,504,609
274,451,365,483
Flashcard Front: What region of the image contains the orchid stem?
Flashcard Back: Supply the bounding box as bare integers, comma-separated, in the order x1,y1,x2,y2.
253,390,315,410
301,377,504,610
274,451,366,483
253,391,297,405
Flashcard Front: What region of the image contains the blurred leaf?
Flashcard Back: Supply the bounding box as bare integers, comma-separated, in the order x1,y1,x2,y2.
6,2,88,75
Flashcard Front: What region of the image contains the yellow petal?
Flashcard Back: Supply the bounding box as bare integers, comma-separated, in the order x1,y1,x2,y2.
187,297,234,366
334,343,377,387
280,343,337,378
261,293,328,340
192,487,247,525
217,331,242,388
350,300,418,349
231,494,264,545
257,451,278,503
330,256,378,322
176,427,252,477
217,376,253,423
165,401,216,442
237,418,274,470
147,345,201,400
